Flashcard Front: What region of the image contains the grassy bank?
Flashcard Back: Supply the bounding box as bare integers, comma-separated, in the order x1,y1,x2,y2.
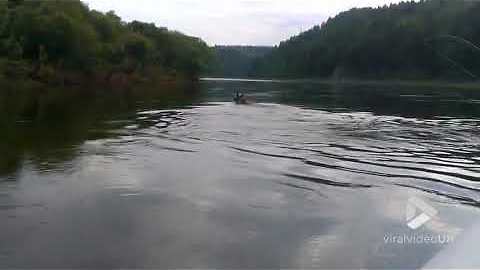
0,58,201,90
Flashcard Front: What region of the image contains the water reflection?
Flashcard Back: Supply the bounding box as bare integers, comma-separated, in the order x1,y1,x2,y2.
204,79,480,118
0,82,201,178
0,79,480,268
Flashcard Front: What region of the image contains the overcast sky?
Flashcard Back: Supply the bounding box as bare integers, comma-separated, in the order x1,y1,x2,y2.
83,0,404,46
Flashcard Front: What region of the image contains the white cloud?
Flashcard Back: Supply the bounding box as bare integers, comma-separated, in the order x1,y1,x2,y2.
82,0,406,46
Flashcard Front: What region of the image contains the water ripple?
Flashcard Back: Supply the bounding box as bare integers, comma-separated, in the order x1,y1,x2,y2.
105,103,480,208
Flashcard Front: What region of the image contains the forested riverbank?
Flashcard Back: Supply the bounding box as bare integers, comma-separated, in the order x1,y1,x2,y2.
0,0,212,87
3,0,480,87
210,0,480,82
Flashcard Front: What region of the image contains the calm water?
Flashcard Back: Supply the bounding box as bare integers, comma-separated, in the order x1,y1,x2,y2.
1,79,480,268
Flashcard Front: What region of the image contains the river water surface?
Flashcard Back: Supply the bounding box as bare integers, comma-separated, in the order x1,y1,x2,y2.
1,79,480,268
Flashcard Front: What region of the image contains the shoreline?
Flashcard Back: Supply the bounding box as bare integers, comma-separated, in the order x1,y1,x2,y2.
0,62,200,90
201,77,480,90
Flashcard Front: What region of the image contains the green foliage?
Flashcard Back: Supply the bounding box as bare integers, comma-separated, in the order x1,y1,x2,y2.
252,0,480,80
123,32,151,63
0,0,212,79
208,46,272,77
124,20,212,76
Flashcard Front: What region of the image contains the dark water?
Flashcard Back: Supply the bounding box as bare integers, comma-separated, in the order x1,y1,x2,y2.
1,79,480,268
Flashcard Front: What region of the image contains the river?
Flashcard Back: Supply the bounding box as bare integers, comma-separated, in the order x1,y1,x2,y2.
1,79,480,268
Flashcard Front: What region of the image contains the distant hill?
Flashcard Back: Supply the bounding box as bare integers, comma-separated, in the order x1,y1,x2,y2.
207,46,272,78
252,0,480,80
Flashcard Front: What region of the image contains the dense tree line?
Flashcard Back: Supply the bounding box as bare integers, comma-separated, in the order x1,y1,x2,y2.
208,46,272,78
252,0,480,80
0,0,212,84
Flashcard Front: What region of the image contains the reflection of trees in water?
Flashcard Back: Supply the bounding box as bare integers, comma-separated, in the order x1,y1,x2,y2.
0,81,202,178
3,80,479,178
270,82,480,119
202,80,480,119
